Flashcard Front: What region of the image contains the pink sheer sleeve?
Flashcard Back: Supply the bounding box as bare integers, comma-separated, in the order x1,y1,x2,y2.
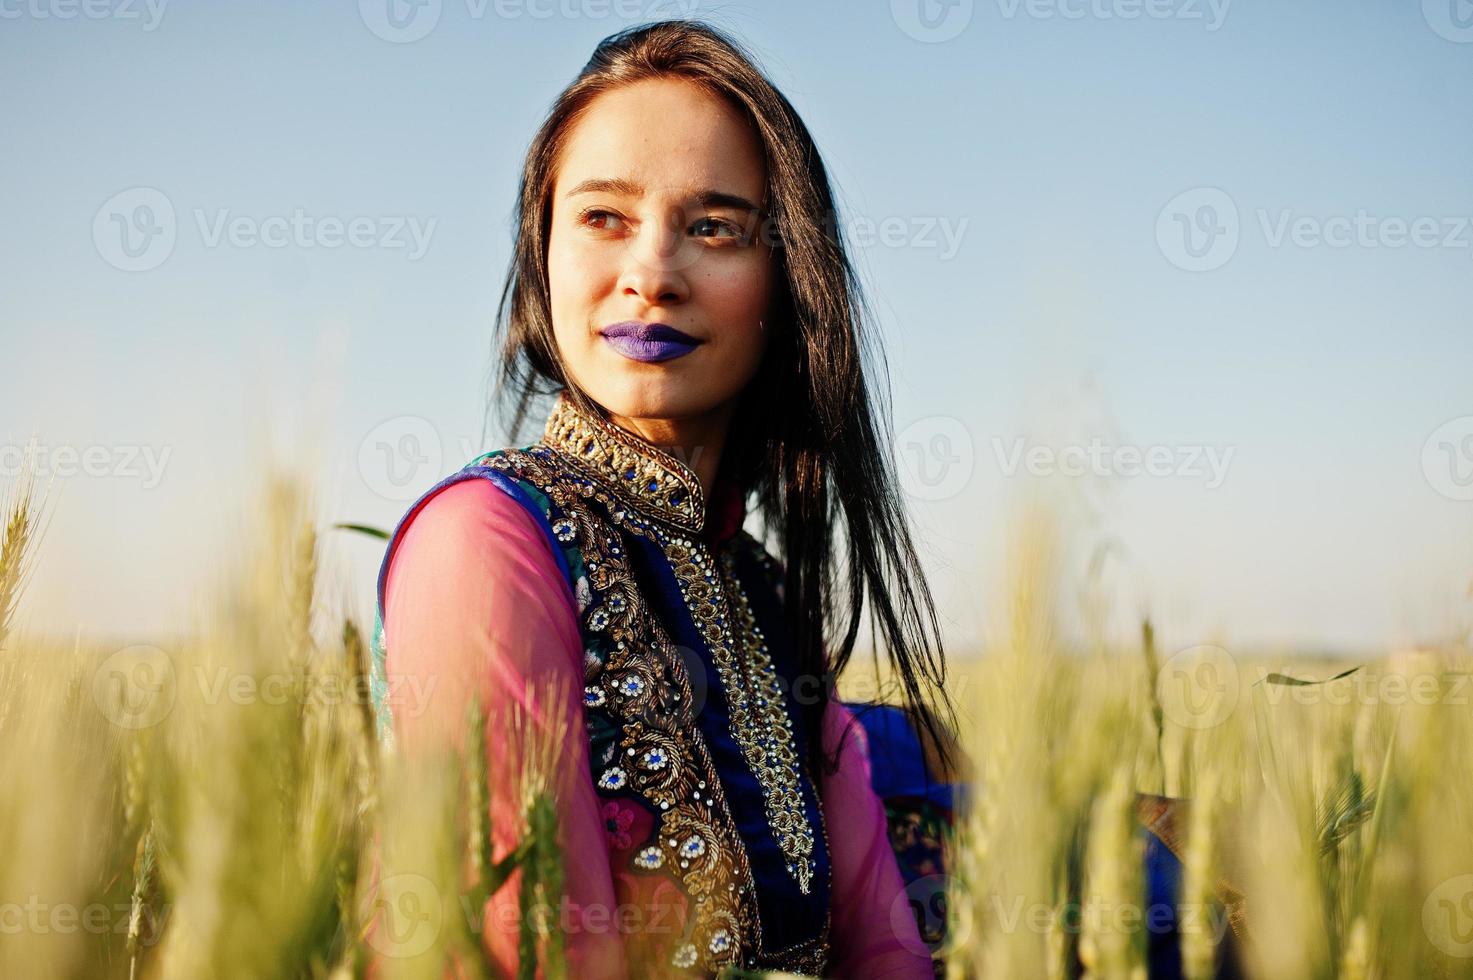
820,700,935,979
382,478,629,979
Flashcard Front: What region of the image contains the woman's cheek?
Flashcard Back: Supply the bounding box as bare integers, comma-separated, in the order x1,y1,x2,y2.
708,273,771,362
548,241,604,348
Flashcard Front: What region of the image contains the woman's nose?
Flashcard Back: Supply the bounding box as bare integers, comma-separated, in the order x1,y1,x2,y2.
617,210,693,304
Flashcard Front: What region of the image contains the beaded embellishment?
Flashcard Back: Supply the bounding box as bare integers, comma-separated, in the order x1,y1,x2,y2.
650,522,817,894
543,396,817,892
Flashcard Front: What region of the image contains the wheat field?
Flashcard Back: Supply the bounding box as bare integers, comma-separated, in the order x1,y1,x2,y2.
2,467,1471,980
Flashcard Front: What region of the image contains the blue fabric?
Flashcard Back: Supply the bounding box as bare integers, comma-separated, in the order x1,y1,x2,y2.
843,702,960,812
1143,829,1185,980
1140,830,1244,980
622,531,833,958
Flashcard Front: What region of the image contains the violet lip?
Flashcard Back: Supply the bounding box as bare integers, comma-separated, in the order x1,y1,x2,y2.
599,321,702,363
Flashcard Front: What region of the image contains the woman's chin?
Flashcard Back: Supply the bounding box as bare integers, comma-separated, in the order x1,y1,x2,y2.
587,376,725,424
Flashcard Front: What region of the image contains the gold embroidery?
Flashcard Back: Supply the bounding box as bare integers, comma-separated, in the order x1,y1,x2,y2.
541,395,819,893
718,546,818,892
656,522,817,894
541,395,705,532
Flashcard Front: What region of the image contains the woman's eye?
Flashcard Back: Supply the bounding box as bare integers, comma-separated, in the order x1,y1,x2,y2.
690,216,742,241
579,208,626,231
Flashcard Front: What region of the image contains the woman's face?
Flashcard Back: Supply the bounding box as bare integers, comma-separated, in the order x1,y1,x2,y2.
546,77,774,426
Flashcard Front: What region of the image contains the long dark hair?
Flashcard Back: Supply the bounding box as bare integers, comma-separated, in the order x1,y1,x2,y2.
488,19,958,783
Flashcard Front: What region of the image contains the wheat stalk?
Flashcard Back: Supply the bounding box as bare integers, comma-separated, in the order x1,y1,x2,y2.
0,468,44,656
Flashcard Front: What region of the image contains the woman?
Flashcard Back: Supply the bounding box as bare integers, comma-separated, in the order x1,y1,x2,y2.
370,20,958,978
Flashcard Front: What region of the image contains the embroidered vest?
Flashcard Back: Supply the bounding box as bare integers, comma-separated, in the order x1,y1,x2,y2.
369,395,834,976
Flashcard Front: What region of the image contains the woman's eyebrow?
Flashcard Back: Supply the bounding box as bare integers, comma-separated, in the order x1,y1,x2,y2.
694,189,762,214
565,176,643,198
564,177,760,213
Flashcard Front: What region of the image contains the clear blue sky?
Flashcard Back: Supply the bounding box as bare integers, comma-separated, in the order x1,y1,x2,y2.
3,0,1471,659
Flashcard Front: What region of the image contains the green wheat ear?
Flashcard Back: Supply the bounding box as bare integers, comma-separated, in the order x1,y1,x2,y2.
465,695,494,900
333,521,391,540
0,468,42,656
1318,768,1376,856
126,821,157,980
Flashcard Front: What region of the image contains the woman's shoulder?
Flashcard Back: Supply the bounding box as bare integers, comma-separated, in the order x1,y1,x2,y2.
380,450,573,612
400,475,533,545
386,444,548,551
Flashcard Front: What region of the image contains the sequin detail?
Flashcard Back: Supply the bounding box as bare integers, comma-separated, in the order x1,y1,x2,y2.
655,522,818,895
541,394,705,530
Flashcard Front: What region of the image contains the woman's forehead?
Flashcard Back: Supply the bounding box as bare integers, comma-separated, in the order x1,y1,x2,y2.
553,79,766,203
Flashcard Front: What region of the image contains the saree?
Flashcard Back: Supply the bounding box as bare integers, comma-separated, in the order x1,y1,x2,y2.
368,392,944,978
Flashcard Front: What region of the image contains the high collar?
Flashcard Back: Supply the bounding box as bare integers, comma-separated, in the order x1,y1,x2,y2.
541,393,746,545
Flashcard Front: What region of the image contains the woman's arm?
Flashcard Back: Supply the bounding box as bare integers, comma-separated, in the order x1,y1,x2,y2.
820,699,936,979
383,477,628,979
